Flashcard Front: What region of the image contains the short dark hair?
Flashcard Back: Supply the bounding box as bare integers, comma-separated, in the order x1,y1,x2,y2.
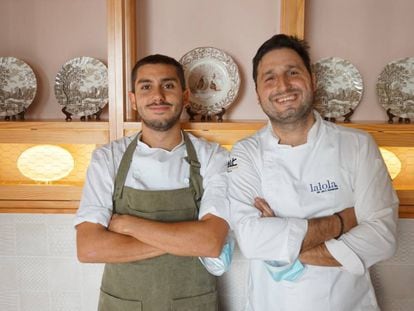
131,54,186,91
252,34,311,88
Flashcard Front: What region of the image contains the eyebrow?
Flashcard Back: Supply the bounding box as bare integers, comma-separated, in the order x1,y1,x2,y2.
136,77,178,85
262,64,301,77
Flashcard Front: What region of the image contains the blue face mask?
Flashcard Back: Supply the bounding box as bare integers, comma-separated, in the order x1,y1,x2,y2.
264,259,305,282
199,235,235,276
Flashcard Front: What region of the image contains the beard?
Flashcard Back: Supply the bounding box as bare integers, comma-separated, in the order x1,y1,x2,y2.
262,89,313,125
140,102,183,132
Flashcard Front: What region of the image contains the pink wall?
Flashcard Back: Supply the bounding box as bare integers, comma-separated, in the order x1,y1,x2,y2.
135,0,280,121
2,0,413,122
0,0,107,120
306,0,414,122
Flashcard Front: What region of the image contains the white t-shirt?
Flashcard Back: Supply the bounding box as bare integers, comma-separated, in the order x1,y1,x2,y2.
75,132,230,227
229,111,398,311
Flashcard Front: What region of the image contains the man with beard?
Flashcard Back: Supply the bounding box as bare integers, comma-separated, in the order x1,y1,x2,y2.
228,34,398,310
75,54,229,310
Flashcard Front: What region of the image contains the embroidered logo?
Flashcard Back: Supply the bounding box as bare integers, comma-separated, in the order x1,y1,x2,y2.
309,179,339,194
227,157,238,172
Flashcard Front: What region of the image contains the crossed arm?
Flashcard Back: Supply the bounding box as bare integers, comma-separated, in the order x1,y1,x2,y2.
254,197,357,266
76,213,229,263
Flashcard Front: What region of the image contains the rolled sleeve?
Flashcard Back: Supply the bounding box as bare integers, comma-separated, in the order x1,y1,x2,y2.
198,141,230,225
338,135,398,269
74,205,112,228
230,138,307,262
325,239,364,275
74,146,116,229
236,216,307,262
325,133,398,272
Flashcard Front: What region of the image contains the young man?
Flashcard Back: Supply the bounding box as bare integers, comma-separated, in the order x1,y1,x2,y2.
75,54,229,310
229,34,398,310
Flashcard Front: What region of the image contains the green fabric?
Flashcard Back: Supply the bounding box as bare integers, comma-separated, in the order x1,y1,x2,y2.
98,132,217,311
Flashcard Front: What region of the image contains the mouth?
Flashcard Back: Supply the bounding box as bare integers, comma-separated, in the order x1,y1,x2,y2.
271,92,298,105
147,102,173,113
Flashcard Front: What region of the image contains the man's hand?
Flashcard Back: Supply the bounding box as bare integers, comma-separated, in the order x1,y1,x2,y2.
108,214,137,236
254,197,276,217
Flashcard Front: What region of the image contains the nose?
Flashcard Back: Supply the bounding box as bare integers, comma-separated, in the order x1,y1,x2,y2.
277,75,291,92
152,86,165,103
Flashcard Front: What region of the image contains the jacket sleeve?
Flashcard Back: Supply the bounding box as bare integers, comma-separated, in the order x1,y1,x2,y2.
325,134,398,275
229,139,307,263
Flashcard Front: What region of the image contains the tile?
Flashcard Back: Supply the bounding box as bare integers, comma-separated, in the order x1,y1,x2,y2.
219,295,247,311
81,290,100,311
0,258,18,291
379,221,414,266
80,263,104,291
51,291,82,311
218,260,249,297
371,264,414,299
47,224,76,257
14,214,45,224
16,257,49,291
0,223,16,256
16,223,47,256
20,291,50,311
0,214,15,225
0,291,19,311
48,259,81,291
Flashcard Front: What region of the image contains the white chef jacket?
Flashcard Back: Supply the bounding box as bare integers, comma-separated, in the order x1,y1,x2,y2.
229,111,398,311
75,132,230,227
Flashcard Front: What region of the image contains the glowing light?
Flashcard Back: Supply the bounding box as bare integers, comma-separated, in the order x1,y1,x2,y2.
379,148,402,180
17,145,74,182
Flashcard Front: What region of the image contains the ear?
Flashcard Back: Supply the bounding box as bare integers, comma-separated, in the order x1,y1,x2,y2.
311,72,317,92
128,92,137,111
256,93,262,106
182,88,190,107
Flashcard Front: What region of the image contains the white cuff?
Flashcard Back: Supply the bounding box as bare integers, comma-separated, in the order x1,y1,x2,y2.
325,238,365,275
288,218,308,261
74,205,112,228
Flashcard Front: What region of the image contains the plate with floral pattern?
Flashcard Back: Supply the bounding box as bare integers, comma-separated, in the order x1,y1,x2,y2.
180,47,240,116
0,57,37,117
313,57,363,121
376,57,414,121
54,57,108,118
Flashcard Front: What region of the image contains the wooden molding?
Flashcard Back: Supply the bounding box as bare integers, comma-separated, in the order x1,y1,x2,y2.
107,0,126,141
124,0,137,122
0,121,109,144
280,0,305,38
0,201,79,214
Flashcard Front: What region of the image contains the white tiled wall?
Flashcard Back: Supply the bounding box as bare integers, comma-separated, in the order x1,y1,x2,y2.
0,214,413,311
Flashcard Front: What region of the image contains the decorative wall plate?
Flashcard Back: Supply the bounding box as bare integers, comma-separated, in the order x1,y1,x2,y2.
376,57,414,122
0,57,37,118
179,47,240,117
54,57,108,120
313,57,363,122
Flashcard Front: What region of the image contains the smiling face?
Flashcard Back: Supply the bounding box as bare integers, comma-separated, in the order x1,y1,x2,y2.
256,48,315,126
129,63,188,132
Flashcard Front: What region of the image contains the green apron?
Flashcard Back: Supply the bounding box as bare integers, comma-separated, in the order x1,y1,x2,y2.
98,132,218,311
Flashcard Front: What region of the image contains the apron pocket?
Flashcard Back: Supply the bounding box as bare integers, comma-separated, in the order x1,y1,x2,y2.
172,291,217,311
99,289,142,311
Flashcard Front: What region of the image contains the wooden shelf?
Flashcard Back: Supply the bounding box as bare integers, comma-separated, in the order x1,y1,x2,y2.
0,121,413,215
124,120,414,147
0,184,82,201
0,121,109,144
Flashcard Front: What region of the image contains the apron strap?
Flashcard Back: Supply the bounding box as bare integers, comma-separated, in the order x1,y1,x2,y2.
112,131,204,209
183,131,204,207
113,134,139,202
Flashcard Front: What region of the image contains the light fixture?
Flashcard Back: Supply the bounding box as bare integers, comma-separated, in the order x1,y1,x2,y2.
379,147,402,180
17,145,75,183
